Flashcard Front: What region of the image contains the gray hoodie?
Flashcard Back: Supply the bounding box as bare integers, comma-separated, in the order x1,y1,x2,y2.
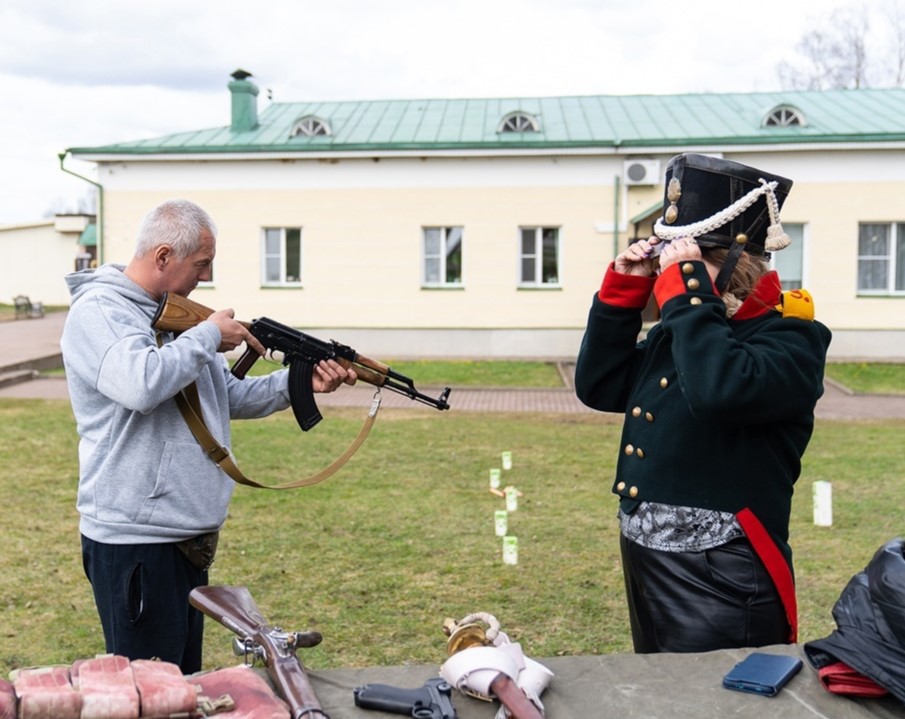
61,264,290,544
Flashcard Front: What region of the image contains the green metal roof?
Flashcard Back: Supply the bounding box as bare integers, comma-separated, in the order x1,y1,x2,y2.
67,88,905,157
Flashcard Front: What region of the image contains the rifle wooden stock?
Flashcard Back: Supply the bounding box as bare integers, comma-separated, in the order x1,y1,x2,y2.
189,585,329,719
151,291,251,334
151,292,399,388
490,674,545,719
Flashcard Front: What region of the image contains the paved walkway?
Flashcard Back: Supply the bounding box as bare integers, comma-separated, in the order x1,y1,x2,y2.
2,312,905,421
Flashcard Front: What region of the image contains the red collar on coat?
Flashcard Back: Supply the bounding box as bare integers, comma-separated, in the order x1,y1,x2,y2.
732,270,782,321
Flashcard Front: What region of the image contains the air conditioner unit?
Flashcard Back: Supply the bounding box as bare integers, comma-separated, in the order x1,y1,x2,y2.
623,159,661,186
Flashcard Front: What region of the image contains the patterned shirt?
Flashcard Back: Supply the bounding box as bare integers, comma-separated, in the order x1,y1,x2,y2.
619,501,743,552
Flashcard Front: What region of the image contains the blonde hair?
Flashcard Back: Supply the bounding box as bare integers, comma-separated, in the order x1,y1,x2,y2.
702,248,770,318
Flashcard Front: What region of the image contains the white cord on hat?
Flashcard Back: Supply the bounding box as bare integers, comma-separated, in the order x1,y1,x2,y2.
653,178,791,251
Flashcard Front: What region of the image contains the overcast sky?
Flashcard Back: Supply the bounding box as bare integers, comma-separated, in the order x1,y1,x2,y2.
0,0,884,224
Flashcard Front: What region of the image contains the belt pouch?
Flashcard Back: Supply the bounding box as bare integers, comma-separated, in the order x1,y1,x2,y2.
175,532,220,571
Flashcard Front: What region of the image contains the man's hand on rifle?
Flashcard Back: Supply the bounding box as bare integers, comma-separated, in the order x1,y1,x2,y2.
312,360,357,393
207,309,266,355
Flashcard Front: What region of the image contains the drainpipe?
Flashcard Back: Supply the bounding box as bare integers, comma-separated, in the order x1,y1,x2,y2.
59,151,104,265
612,174,621,260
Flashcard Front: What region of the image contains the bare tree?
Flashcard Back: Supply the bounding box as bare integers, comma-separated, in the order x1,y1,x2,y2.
778,5,870,89
777,1,905,89
885,0,905,85
44,189,97,218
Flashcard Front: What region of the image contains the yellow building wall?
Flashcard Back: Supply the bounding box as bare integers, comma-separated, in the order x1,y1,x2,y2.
0,222,82,306
93,150,905,358
101,184,619,331
783,179,905,331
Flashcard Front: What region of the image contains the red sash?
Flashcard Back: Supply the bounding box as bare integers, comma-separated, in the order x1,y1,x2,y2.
736,507,798,643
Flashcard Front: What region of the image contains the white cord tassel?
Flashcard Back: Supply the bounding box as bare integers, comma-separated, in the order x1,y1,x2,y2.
654,178,791,252
762,179,792,251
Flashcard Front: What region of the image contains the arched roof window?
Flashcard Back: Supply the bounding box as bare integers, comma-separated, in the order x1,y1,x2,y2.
763,105,806,128
291,115,331,137
497,111,540,133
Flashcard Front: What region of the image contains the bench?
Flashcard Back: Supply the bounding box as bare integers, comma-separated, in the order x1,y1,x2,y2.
13,295,44,320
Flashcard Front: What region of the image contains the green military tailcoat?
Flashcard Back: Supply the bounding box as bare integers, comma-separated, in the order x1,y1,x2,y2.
575,261,832,566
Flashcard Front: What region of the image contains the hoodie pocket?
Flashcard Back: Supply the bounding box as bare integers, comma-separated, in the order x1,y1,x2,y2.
133,441,230,528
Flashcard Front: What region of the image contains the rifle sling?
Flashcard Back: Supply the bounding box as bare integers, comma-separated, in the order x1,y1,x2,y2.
171,362,379,490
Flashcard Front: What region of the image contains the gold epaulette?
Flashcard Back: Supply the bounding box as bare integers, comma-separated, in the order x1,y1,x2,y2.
775,289,815,321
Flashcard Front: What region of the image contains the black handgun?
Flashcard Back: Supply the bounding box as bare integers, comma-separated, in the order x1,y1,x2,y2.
353,677,456,719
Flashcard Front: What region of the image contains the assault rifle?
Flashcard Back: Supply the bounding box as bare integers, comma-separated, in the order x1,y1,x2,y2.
152,292,451,431
189,585,329,719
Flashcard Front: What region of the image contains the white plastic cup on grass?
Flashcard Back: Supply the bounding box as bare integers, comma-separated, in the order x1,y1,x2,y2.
505,486,519,512
813,481,833,526
494,510,508,537
489,468,501,489
503,536,518,565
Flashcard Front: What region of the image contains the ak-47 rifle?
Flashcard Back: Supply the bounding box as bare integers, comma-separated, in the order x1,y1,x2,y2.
152,292,451,431
189,585,329,719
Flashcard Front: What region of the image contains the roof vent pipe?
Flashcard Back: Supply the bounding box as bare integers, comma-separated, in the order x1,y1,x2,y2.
228,69,259,132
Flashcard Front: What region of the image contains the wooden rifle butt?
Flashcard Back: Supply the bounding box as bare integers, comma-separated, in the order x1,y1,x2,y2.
489,673,544,719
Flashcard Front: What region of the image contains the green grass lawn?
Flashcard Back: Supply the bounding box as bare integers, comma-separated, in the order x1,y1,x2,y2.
1,396,903,677
241,357,566,388
42,353,905,394
824,362,905,395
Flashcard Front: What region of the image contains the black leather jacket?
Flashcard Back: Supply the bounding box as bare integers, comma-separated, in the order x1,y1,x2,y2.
804,538,905,705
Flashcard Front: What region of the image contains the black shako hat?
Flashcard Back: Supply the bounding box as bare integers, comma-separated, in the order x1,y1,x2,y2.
653,153,794,291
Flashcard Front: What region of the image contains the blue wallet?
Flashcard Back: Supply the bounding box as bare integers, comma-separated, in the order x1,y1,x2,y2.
722,652,803,697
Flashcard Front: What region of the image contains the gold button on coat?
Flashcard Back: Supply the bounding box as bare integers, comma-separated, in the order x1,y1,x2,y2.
660,377,668,388
686,278,700,290
616,481,626,491
636,448,645,459
624,444,635,456
690,297,702,305
632,406,642,417
645,411,654,422
629,486,639,498
682,262,695,274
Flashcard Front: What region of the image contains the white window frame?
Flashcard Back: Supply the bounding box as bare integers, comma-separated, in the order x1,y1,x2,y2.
497,111,540,133
763,105,806,127
261,227,303,286
291,115,331,137
421,226,464,288
857,222,905,296
770,222,805,290
518,226,560,288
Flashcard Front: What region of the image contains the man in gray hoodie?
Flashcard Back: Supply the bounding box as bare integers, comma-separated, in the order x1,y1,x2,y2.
61,199,355,673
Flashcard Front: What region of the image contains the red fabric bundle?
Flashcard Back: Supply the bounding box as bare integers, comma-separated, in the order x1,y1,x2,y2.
10,665,82,719
193,666,290,719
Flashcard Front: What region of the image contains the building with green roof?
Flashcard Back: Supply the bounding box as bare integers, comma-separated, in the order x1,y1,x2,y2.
63,70,905,359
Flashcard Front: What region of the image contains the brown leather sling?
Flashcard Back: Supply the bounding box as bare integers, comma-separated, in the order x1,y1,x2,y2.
160,333,380,489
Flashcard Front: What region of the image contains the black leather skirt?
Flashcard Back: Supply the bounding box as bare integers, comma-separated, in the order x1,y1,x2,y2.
620,533,790,653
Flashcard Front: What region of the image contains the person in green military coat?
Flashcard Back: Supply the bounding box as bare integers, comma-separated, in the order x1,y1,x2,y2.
575,154,832,653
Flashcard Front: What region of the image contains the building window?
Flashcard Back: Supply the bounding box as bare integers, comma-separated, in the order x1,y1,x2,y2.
422,227,463,286
497,111,540,133
764,105,806,127
519,227,559,286
771,223,804,290
291,115,331,137
858,222,905,295
262,228,302,285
